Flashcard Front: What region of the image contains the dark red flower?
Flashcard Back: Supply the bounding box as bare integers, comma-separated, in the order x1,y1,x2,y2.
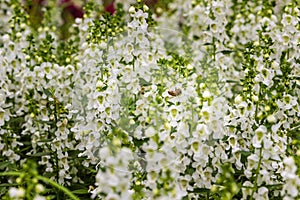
60,0,83,19
105,2,115,15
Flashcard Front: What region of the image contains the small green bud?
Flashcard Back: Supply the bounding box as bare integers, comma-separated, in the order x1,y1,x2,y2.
129,6,136,14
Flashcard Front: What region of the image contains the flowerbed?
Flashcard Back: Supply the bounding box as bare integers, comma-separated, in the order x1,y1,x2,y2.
0,0,300,199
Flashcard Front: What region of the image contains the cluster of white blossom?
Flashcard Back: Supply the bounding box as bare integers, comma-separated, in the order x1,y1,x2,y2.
0,0,300,199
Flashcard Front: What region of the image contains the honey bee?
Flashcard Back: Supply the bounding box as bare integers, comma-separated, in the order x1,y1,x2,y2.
168,88,182,97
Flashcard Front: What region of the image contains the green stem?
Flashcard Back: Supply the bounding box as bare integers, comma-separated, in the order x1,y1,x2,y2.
37,175,79,200
212,36,216,62
0,172,80,200
250,146,263,200
254,83,262,122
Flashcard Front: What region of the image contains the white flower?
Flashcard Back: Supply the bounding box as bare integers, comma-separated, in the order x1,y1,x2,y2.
247,154,259,170
266,114,276,123
2,34,10,42
0,108,9,126
9,187,25,198
193,123,209,139
33,195,46,200
202,90,211,98
255,187,269,200
281,13,298,27
242,181,254,199
252,125,267,148
35,184,45,193
129,6,135,14
281,157,300,197
167,105,183,122
234,94,243,104
106,193,120,200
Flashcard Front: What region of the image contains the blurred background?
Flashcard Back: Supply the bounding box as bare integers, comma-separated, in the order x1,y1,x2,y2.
24,0,161,39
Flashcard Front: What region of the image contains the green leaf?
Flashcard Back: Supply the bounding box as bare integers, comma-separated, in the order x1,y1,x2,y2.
0,162,11,170
191,188,210,193
36,138,54,143
139,78,151,86
67,150,81,157
43,87,52,97
203,42,213,46
27,152,52,157
0,183,18,187
133,138,149,148
218,50,235,54
34,119,54,125
240,150,251,157
71,189,89,195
